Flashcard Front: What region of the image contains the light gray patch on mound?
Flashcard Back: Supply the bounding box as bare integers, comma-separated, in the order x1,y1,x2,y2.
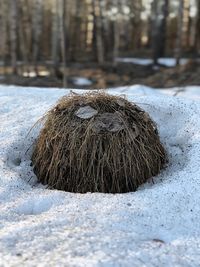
75,105,98,119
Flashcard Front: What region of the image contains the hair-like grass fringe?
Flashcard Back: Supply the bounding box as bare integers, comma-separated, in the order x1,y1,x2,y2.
31,92,167,193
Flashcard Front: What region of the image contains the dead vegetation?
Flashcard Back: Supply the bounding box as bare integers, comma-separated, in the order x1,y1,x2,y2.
2,61,200,89
32,92,167,193
145,60,200,88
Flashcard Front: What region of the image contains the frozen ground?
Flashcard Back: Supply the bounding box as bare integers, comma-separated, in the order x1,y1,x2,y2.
0,84,200,267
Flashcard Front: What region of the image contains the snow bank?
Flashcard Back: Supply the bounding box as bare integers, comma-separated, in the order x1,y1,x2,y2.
0,85,200,266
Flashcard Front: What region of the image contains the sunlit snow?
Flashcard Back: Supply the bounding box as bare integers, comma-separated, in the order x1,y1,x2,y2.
0,85,200,266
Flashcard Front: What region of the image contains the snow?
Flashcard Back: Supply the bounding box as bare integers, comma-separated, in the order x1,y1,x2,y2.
158,86,200,100
116,57,189,67
1,84,200,266
72,77,93,86
116,58,153,65
158,58,188,67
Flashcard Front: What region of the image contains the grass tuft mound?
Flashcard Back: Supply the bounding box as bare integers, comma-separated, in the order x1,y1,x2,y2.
32,92,167,193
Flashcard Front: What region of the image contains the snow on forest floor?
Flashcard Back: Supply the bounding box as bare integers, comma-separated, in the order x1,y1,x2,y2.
116,57,189,67
1,84,200,267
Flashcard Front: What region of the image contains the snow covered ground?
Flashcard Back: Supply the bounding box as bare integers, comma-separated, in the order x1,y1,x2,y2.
1,84,200,266
116,57,189,67
71,77,93,86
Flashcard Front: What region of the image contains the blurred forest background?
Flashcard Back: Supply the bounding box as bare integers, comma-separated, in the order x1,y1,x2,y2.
0,0,200,89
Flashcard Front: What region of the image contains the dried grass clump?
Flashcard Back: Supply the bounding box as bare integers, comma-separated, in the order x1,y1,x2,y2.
32,92,167,193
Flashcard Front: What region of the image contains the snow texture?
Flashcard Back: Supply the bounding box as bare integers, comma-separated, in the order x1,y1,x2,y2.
0,84,200,267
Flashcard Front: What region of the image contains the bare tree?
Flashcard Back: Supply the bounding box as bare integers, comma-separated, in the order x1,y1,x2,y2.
151,0,159,65
112,0,121,65
194,0,200,54
0,0,199,76
152,0,169,65
129,0,142,51
51,0,60,77
0,0,8,74
18,1,28,75
19,0,33,75
92,0,104,64
184,0,191,48
0,1,4,60
32,0,43,75
60,0,67,87
9,0,18,74
175,0,184,65
160,0,169,56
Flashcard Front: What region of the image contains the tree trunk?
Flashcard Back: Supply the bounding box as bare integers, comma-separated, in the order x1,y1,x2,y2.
9,0,18,74
32,0,43,75
0,0,8,74
51,0,60,77
18,1,29,75
92,0,104,64
151,0,159,65
113,20,120,65
60,0,67,87
152,0,169,65
194,0,200,54
160,0,169,56
20,0,32,75
175,0,184,65
112,0,120,64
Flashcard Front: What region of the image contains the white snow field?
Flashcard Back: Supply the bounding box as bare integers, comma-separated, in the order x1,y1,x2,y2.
1,84,200,267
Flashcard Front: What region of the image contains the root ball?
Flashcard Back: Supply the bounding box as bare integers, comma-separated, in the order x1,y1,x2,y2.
32,92,167,193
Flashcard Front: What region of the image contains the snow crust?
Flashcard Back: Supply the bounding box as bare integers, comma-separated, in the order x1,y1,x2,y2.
1,84,200,266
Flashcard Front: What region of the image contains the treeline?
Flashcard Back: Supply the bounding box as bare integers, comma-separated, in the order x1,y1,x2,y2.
0,0,200,76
